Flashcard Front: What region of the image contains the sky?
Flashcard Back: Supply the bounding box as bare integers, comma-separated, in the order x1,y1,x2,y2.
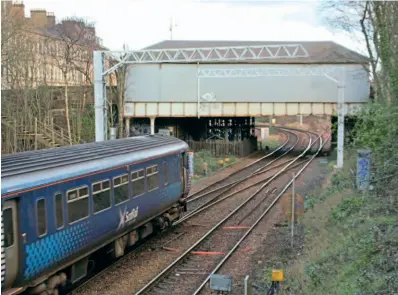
21,0,367,54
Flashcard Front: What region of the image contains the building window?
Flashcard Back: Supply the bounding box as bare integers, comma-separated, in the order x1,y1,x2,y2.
147,165,159,192
131,169,145,197
55,193,64,229
67,186,89,223
163,162,168,185
3,208,14,247
36,198,47,237
114,174,129,205
92,180,111,213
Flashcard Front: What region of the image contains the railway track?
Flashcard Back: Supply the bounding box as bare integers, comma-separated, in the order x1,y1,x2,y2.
185,129,301,212
186,129,292,200
70,128,326,295
133,130,325,295
184,129,312,219
68,131,294,295
191,134,331,295
184,127,320,218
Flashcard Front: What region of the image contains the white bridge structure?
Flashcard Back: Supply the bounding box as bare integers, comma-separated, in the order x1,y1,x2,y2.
94,40,371,168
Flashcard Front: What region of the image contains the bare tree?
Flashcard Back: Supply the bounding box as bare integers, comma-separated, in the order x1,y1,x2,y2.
113,44,130,138
49,17,100,144
1,8,56,152
320,1,398,103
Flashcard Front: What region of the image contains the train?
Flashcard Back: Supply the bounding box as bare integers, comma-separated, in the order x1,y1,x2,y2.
1,135,193,295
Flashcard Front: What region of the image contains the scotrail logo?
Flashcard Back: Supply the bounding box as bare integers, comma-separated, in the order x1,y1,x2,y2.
117,206,139,230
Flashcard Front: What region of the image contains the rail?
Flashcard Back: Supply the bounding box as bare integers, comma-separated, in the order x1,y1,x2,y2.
182,129,302,220
134,129,314,295
192,132,331,295
187,128,291,200
68,128,328,295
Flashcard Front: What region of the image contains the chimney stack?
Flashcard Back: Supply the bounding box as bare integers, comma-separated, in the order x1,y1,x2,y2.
46,12,55,28
85,23,96,42
9,1,25,20
30,9,47,27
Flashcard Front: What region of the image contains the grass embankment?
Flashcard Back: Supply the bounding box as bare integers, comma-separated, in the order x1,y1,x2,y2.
261,102,398,294
263,153,398,295
192,150,238,181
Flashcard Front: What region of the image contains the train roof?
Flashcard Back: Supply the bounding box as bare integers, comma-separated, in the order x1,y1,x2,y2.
1,135,188,196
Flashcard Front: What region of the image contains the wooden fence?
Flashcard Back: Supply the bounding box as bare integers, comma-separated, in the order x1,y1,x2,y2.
186,138,257,157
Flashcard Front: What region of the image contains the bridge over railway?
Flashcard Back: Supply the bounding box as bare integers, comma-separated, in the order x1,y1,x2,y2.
94,40,370,168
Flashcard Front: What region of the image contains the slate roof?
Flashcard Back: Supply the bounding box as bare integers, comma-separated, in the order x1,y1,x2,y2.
26,22,108,50
143,40,369,64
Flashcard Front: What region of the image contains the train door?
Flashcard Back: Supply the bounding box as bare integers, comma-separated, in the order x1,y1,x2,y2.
180,153,184,182
2,200,19,288
181,153,190,196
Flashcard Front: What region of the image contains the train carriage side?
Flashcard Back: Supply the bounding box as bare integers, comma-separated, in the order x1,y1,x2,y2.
1,135,193,295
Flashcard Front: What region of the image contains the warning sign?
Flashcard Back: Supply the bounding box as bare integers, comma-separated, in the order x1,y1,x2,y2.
279,193,304,221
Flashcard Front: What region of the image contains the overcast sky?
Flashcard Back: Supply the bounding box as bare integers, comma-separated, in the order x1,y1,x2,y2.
22,0,366,54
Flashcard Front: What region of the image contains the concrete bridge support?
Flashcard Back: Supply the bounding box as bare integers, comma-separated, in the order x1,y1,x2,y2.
150,117,156,135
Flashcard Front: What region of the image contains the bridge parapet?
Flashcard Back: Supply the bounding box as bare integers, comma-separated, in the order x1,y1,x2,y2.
123,101,364,118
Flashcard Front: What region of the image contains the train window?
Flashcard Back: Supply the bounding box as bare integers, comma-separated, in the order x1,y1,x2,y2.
103,180,110,190
114,174,129,205
55,193,64,229
92,180,111,214
79,187,88,196
3,208,14,247
163,162,168,185
67,186,89,223
131,169,145,197
36,198,47,237
147,165,159,192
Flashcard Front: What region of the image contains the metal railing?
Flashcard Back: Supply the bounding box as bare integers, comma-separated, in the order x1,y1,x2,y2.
1,114,77,153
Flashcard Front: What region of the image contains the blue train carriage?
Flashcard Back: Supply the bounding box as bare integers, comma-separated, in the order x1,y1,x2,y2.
1,135,194,295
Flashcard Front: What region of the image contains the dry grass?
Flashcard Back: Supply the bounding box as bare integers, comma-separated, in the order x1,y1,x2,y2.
283,186,348,291
269,151,398,295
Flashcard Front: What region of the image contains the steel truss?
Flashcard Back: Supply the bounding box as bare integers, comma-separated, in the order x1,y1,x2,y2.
197,67,338,81
102,44,309,73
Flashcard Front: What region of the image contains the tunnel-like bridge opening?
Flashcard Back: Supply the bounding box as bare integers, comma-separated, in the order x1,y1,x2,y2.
127,117,257,141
